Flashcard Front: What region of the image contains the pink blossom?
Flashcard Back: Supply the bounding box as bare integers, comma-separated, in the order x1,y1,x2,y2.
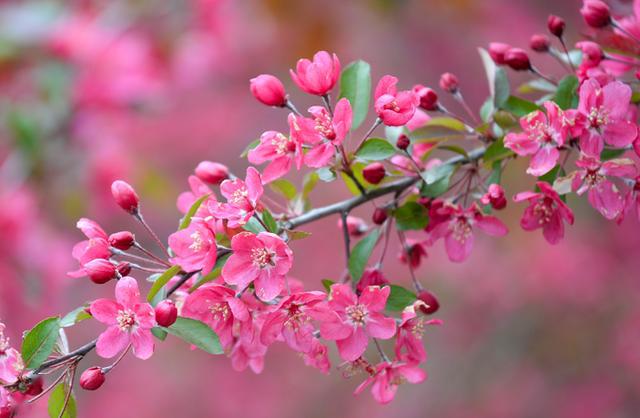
431,203,508,263
90,276,156,360
395,303,442,364
571,155,637,219
357,268,390,293
578,79,638,156
316,284,396,361
248,130,301,183
168,222,217,275
303,99,353,168
374,75,419,126
354,361,426,404
302,339,331,374
229,317,267,374
71,218,111,274
514,181,575,244
222,232,293,301
209,167,263,228
0,324,22,385
289,51,340,96
481,183,507,210
398,239,428,268
177,175,213,214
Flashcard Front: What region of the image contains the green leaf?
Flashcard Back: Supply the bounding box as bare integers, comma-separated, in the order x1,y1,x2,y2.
322,279,335,292
394,202,429,231
601,147,627,161
146,265,182,303
385,285,417,311
486,161,503,185
426,117,467,132
151,327,168,341
316,167,336,183
284,229,313,241
261,209,279,233
483,138,514,168
348,229,380,284
7,108,41,161
21,317,61,369
240,138,260,158
189,252,230,291
423,162,456,184
60,306,91,328
48,383,77,418
243,216,265,233
438,144,469,158
478,47,510,107
501,96,539,117
179,193,210,230
356,138,396,161
537,165,563,184
554,75,579,110
339,60,372,130
164,317,223,355
269,179,297,201
420,163,456,199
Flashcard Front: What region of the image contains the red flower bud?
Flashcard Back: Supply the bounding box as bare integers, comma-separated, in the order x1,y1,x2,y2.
110,180,139,214
576,41,604,67
372,208,388,225
488,42,511,65
116,261,132,277
504,48,531,71
530,34,550,52
396,134,410,151
362,162,386,185
155,300,178,327
547,15,566,37
412,84,439,111
581,0,611,28
24,377,43,396
439,72,459,93
417,290,440,315
195,161,229,185
0,407,13,418
481,184,507,210
108,231,135,250
80,367,105,391
84,259,116,284
250,74,287,107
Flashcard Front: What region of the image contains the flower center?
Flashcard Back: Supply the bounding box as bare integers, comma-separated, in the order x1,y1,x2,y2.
588,105,609,128
284,303,310,331
230,186,249,205
209,302,230,321
533,199,554,225
272,133,295,155
189,231,204,252
251,247,274,268
117,309,137,331
450,217,472,243
383,100,400,112
314,113,336,140
585,169,604,188
346,304,368,326
409,318,424,338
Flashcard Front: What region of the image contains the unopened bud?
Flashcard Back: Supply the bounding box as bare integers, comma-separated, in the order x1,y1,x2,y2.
362,162,386,185
84,259,116,284
530,34,550,52
24,377,43,396
195,161,229,185
116,261,132,277
504,48,531,71
155,300,178,327
439,72,459,93
111,180,139,214
396,134,410,151
372,208,388,225
481,184,507,210
108,231,135,250
412,84,439,111
417,290,440,315
580,0,611,28
488,42,511,65
547,15,566,37
80,367,105,391
250,74,287,107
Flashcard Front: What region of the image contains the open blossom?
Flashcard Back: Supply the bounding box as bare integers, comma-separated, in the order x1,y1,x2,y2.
0,324,23,385
210,167,263,228
504,102,582,176
229,318,268,374
481,183,507,210
177,175,213,214
168,222,217,275
571,155,637,219
354,361,427,404
90,277,156,360
395,302,442,364
304,99,352,168
289,51,340,96
248,130,302,183
261,291,326,352
182,284,250,349
302,339,331,374
514,182,575,244
578,79,638,156
317,284,396,361
374,75,419,126
222,232,293,301
430,203,508,263
71,218,111,267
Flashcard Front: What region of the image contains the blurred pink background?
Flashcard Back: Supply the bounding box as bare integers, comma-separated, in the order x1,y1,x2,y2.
1,0,640,416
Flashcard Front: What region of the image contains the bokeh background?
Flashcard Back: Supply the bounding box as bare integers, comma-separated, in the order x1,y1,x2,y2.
1,0,640,417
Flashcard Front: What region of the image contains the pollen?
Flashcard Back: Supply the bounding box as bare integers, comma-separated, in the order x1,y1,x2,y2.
450,217,472,243
251,247,274,268
189,231,204,251
346,304,368,326
117,309,137,331
210,303,230,321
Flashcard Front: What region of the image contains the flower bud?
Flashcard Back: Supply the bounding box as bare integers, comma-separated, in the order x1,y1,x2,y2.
362,162,386,185
412,84,438,111
530,34,550,52
24,377,43,396
195,161,229,185
0,407,13,418
250,74,287,107
547,15,566,37
84,259,116,284
396,134,410,151
155,300,178,327
356,268,390,293
111,180,139,214
504,48,531,71
417,290,440,315
439,72,459,93
576,41,604,67
488,42,511,65
80,367,105,391
581,0,611,28
372,208,388,225
116,261,132,277
480,184,507,210
108,231,135,250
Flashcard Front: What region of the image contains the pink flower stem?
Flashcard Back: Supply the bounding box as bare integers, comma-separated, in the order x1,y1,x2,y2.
529,66,557,86
322,94,333,116
340,210,352,263
133,242,171,267
253,213,271,232
354,119,382,154
453,91,479,125
102,344,131,374
134,212,171,258
57,365,76,418
111,247,168,267
285,99,302,116
373,338,390,362
376,217,394,267
397,229,424,292
25,366,71,404
558,39,576,72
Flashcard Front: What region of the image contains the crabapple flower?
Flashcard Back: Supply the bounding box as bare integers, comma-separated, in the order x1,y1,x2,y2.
395,302,442,364
363,162,386,184
356,268,390,293
79,367,105,391
412,85,438,111
571,155,637,219
250,74,287,107
504,48,531,71
68,258,117,284
576,41,604,69
354,361,426,404
108,231,134,250
513,181,575,244
317,284,396,361
210,167,263,227
548,15,566,37
374,75,419,126
168,221,217,275
439,72,459,93
229,319,268,374
303,98,353,168
90,277,156,360
0,324,22,385
111,180,140,214
302,339,331,374
578,79,638,156
248,130,301,183
222,232,293,301
481,184,507,210
398,239,427,268
530,34,550,52
581,0,611,28
289,51,340,96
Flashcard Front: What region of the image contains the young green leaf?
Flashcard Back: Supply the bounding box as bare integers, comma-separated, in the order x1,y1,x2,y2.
243,216,266,233
394,202,429,231
554,75,579,110
261,209,279,233
179,193,210,230
356,138,396,161
269,179,297,201
48,383,77,418
146,265,182,303
60,306,91,328
21,316,61,369
322,279,335,292
163,317,223,355
385,285,417,311
151,327,168,341
483,138,514,168
339,60,371,130
501,96,539,117
348,229,380,284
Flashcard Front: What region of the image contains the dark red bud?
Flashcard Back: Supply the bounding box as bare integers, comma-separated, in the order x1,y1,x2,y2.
116,261,132,277
0,407,13,418
108,231,135,250
547,15,566,37
195,161,229,185
580,0,611,28
84,259,116,284
530,34,550,52
372,208,388,225
362,162,386,185
417,290,440,315
110,180,139,214
412,84,439,111
155,300,178,327
396,134,410,151
80,367,105,391
439,72,459,93
24,377,43,396
488,42,511,65
504,48,531,71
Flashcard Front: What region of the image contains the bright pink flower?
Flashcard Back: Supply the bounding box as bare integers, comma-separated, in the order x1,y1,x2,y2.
90,277,156,360
571,155,637,219
261,291,326,352
210,167,263,228
303,99,353,168
68,258,117,284
354,361,426,404
168,222,217,275
317,284,396,361
514,181,575,244
431,203,508,263
356,268,390,293
576,41,604,69
374,75,419,126
222,232,293,301
71,218,111,273
0,324,22,385
578,79,638,156
302,339,331,374
194,161,229,185
289,51,340,96
248,130,301,183
481,183,507,210
177,175,213,214
182,284,250,349
504,102,583,176
395,303,442,364
229,317,267,374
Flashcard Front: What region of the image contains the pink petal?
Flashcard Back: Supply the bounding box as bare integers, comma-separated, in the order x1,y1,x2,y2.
359,286,390,312
221,254,257,290
254,271,284,302
115,276,140,308
475,216,508,236
96,326,130,358
603,120,637,148
527,147,559,177
366,313,397,339
542,210,564,244
130,329,154,360
90,299,120,325
336,326,368,361
444,230,474,263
